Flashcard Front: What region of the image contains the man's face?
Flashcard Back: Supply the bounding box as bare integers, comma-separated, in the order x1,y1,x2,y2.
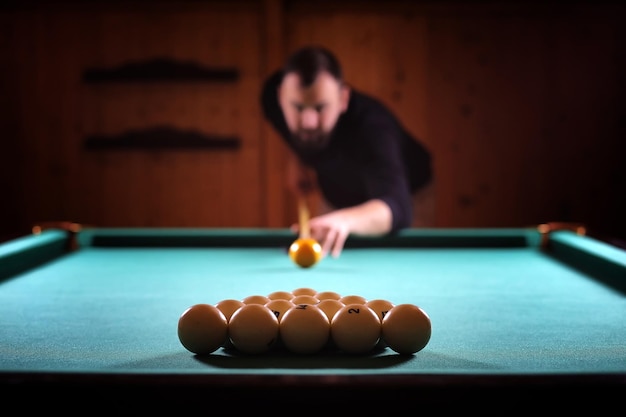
278,71,349,152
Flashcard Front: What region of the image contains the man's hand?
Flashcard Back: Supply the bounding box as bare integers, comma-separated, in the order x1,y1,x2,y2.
291,199,393,258
309,212,351,259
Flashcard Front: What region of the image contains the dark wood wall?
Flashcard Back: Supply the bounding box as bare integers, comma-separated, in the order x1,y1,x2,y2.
1,0,624,241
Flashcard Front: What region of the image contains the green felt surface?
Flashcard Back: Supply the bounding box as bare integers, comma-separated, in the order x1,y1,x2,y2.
0,228,625,377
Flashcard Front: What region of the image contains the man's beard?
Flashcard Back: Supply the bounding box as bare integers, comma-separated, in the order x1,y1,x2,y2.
292,130,332,153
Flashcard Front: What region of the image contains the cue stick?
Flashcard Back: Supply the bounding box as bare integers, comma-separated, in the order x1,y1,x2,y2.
298,196,311,239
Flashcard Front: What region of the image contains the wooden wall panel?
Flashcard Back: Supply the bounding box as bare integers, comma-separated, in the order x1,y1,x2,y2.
259,0,292,228
1,1,268,232
426,7,625,230
1,1,624,241
284,2,626,236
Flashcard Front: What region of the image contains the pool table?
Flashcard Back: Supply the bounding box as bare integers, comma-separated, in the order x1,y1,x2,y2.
1,224,625,411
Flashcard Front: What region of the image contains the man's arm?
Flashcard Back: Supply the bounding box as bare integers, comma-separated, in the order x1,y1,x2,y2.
312,199,392,235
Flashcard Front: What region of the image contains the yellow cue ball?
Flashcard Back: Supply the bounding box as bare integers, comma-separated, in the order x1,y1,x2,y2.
177,304,228,355
289,238,322,268
381,304,432,355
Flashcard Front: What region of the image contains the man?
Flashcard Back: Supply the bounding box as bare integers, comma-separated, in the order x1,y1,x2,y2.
261,45,433,258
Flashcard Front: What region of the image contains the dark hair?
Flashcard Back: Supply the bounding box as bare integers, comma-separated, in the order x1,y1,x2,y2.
283,46,343,87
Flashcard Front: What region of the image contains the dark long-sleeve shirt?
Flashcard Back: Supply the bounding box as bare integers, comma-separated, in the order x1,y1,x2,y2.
261,70,432,232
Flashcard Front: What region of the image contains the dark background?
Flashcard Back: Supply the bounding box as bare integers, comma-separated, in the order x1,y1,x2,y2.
1,0,624,244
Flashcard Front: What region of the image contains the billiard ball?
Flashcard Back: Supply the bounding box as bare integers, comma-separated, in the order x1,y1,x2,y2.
177,303,228,355
339,294,367,305
214,298,245,349
292,287,317,296
331,303,381,354
317,299,345,349
228,304,279,354
265,298,295,322
365,299,395,322
365,299,396,349
316,299,344,322
214,299,244,322
291,294,319,305
315,290,342,301
242,294,271,305
381,304,431,355
289,238,322,268
264,298,296,350
267,290,294,301
280,304,330,354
